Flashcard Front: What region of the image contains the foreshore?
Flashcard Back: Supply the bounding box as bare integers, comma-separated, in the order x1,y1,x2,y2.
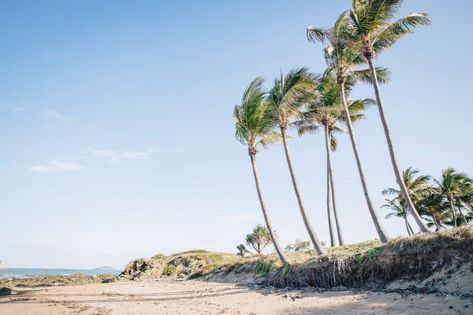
0,274,115,289
1,279,471,315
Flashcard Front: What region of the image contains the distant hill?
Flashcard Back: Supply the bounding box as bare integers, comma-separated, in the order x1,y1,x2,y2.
94,266,118,271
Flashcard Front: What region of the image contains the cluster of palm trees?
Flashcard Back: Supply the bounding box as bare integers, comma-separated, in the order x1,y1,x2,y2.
383,167,473,234
233,0,468,264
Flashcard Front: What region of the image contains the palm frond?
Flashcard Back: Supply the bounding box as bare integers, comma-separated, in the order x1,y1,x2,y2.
307,26,331,43
373,13,431,53
351,67,391,84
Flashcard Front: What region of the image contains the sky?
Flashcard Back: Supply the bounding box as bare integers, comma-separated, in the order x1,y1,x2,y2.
1,0,472,269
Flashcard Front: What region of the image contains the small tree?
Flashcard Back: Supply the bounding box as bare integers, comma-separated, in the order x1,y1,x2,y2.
245,225,273,254
236,244,250,257
285,240,311,253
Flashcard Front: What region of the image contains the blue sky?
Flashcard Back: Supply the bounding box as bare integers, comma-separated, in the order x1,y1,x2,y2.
1,0,472,269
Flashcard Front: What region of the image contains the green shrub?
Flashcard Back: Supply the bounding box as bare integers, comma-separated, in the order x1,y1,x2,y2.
162,264,176,276
279,264,291,286
151,253,167,261
182,256,192,267
255,260,275,275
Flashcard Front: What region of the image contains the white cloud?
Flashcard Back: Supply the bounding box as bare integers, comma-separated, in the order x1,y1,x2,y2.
85,150,152,164
30,160,83,174
42,109,67,122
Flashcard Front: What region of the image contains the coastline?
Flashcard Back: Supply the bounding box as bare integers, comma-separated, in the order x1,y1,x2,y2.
0,268,119,280
2,227,472,314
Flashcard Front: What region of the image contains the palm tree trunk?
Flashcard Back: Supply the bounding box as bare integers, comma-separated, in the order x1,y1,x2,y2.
366,58,429,233
459,210,468,225
324,126,341,246
326,160,335,247
454,200,468,225
448,196,457,228
448,197,468,227
327,130,344,246
249,153,288,264
427,208,441,232
339,82,390,242
407,220,415,236
404,214,412,236
280,126,326,255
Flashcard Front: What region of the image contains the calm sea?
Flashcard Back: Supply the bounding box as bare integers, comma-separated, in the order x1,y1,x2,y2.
0,268,120,279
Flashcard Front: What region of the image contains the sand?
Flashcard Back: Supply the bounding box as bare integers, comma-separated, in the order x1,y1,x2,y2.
0,279,471,315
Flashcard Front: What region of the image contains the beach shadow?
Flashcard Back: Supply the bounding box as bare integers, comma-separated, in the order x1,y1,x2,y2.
0,285,252,305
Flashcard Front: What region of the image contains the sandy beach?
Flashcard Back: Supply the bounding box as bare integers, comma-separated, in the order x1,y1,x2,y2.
1,279,471,315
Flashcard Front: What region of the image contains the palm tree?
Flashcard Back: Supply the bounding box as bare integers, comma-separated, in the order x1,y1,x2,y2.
348,0,431,232
267,68,326,255
382,167,432,234
245,225,272,254
307,14,390,242
233,77,288,264
295,70,373,246
417,191,448,231
383,198,414,235
434,168,473,227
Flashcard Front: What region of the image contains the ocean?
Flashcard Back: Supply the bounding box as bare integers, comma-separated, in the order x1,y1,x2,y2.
0,268,120,279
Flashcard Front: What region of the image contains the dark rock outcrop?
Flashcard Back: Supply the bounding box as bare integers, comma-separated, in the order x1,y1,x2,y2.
119,258,163,280
0,287,11,296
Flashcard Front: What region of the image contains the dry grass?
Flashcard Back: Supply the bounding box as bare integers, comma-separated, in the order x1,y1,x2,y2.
268,226,473,289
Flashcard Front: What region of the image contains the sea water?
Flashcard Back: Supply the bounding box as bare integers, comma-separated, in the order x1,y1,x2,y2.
0,268,120,279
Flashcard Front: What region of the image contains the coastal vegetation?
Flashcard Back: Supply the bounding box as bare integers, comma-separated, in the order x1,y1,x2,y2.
116,226,473,296
244,225,273,255
233,0,473,264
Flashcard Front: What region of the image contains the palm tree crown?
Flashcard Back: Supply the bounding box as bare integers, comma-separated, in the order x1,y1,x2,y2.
382,167,432,234
296,70,373,139
435,168,473,226
349,0,431,59
234,78,279,156
267,67,317,130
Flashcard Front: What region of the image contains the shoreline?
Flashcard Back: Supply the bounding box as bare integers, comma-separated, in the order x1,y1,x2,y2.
0,274,116,289
2,227,472,313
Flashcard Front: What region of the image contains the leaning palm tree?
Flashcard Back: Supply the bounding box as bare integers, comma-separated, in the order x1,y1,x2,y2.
348,0,431,232
434,168,473,227
418,191,448,231
233,77,288,264
267,68,326,255
383,198,414,235
307,13,390,242
382,167,432,234
295,70,373,246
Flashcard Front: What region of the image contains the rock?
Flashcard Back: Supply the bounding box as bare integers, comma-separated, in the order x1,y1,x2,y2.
121,258,151,275
101,278,115,283
119,258,163,280
0,287,11,296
